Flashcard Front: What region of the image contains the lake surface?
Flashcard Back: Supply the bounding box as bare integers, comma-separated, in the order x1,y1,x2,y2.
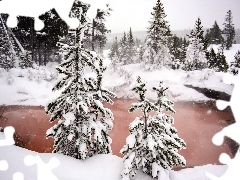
0,99,235,168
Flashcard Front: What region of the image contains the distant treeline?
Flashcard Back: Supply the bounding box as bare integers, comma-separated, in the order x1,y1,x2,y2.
106,29,240,50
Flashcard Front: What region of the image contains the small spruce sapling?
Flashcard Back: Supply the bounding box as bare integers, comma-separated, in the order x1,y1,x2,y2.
120,77,186,179
229,50,240,75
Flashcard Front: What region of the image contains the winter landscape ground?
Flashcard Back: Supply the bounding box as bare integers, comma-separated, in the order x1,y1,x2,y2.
0,45,239,179
1,45,239,106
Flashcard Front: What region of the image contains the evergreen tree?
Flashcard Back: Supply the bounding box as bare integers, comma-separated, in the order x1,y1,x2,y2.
126,27,136,64
207,46,228,72
46,1,116,160
184,18,207,71
169,35,182,69
204,29,211,47
207,48,217,69
142,0,172,70
121,77,186,179
223,10,235,50
13,9,69,66
91,4,112,54
108,37,119,71
191,18,208,50
0,14,15,70
207,21,224,45
119,32,128,65
108,37,119,60
19,51,33,69
179,37,188,65
170,35,181,59
229,50,240,75
214,46,228,72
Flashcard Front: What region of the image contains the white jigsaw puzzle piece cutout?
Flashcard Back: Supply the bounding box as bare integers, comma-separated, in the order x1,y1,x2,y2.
24,155,60,180
0,0,79,30
207,72,240,179
0,160,8,171
0,126,15,146
206,150,240,180
213,73,240,146
0,126,15,176
13,172,24,180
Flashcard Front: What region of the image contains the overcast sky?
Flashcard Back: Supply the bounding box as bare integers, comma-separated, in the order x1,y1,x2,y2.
82,0,240,33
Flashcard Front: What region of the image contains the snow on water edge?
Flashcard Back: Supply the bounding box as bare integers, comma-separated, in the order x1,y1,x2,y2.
0,143,227,180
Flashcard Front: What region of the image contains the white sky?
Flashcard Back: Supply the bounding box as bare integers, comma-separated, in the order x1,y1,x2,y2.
82,0,240,33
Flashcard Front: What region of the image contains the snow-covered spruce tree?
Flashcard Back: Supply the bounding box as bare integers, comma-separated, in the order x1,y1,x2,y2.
46,1,116,160
169,35,181,60
119,32,128,65
19,51,33,69
214,46,228,72
223,10,235,50
126,27,136,64
183,18,207,71
229,50,240,75
0,14,15,70
168,35,183,69
142,0,172,70
121,76,186,179
91,4,112,54
178,37,188,67
207,48,217,69
108,37,119,72
108,37,119,60
206,21,224,45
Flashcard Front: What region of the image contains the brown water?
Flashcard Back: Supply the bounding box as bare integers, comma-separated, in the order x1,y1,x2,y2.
0,100,234,168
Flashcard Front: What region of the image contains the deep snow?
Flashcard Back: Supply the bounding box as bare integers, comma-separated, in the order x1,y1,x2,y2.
1,44,240,106
0,138,227,180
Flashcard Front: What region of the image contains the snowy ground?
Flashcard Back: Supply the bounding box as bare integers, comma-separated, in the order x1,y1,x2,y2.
1,44,240,106
0,135,227,180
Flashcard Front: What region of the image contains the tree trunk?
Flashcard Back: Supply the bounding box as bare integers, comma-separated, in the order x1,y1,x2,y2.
43,43,47,66
143,108,148,139
91,19,95,51
38,42,42,66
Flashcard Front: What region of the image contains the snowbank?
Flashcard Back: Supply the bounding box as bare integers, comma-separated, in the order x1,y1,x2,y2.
0,143,227,180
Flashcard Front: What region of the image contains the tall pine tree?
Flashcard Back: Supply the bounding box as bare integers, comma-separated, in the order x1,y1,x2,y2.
179,37,188,66
121,77,186,179
126,27,136,64
184,18,207,71
108,37,119,71
206,21,224,45
91,4,112,54
0,14,16,70
223,10,235,50
142,0,172,70
119,32,128,65
46,1,116,160
108,37,119,60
